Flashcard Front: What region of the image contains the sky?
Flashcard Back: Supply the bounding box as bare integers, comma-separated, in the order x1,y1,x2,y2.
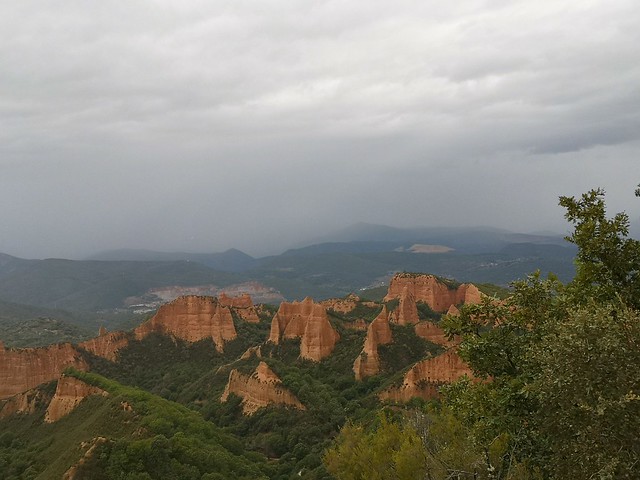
1,0,639,259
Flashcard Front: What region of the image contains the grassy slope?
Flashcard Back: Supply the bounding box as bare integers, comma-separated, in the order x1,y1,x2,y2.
0,371,269,480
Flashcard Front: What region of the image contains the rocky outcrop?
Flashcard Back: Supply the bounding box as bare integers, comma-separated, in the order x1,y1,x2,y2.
134,296,237,352
219,293,260,323
0,342,88,400
414,321,457,347
446,304,460,316
44,376,108,423
321,294,360,314
240,346,262,360
353,306,393,380
78,330,130,362
0,388,47,419
344,319,368,331
221,361,304,415
268,297,340,361
391,287,420,325
384,273,482,312
379,349,474,402
63,436,108,480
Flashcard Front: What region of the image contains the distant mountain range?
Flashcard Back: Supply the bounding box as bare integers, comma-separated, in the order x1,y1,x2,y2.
0,224,578,335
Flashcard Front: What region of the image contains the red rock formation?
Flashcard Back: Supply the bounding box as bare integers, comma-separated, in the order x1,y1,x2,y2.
391,287,420,325
0,388,47,419
321,294,360,314
219,293,260,323
78,331,130,362
414,321,458,347
384,274,482,312
353,306,393,380
44,375,108,423
220,361,304,415
379,349,474,402
344,319,368,331
0,342,88,400
134,296,237,352
268,297,340,361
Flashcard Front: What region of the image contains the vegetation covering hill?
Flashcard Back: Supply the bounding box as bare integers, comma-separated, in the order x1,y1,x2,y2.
0,371,269,480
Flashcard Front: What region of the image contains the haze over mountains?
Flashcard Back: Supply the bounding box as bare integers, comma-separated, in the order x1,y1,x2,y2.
0,224,577,337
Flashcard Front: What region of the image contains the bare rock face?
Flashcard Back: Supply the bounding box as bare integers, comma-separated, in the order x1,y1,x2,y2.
414,321,457,347
353,306,393,380
391,287,420,325
344,319,368,331
134,296,237,352
78,331,130,362
268,297,340,361
219,293,261,323
321,294,360,314
0,342,88,400
0,388,47,419
44,375,108,423
384,273,482,313
63,437,108,480
220,361,304,415
379,349,474,402
240,346,262,360
446,304,460,316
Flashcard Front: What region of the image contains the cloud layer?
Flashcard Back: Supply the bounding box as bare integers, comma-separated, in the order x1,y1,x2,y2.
1,1,639,258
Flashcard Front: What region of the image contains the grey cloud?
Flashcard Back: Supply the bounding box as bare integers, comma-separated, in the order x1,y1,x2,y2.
1,0,639,259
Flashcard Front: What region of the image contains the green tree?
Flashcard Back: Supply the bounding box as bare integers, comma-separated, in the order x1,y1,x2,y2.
440,187,640,479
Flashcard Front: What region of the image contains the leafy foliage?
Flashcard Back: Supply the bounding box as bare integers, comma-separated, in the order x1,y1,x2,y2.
439,188,640,479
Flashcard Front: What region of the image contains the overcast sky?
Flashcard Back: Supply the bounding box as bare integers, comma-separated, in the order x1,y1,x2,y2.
1,0,639,259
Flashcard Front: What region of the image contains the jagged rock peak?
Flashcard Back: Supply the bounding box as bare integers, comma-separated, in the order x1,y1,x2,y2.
44,375,108,423
353,306,393,380
384,273,482,313
391,286,420,325
268,298,339,362
220,361,305,415
134,295,237,352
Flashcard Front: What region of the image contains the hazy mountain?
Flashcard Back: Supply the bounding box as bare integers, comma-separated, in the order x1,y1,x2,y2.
86,248,257,272
305,223,567,254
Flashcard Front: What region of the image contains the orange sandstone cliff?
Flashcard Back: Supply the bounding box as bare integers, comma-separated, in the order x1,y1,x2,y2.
44,375,108,423
0,342,88,400
218,293,261,323
78,330,130,362
384,273,482,312
134,296,237,352
379,349,474,402
321,294,361,314
353,306,393,380
268,298,340,361
391,287,420,325
220,361,304,415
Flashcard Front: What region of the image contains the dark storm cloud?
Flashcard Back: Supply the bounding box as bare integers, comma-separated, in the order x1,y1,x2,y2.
1,0,639,258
